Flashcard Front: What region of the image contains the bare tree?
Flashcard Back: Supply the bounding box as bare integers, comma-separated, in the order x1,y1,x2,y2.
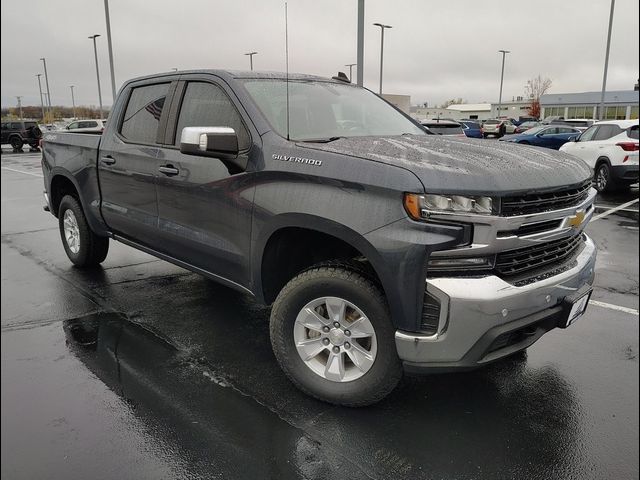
525,75,552,119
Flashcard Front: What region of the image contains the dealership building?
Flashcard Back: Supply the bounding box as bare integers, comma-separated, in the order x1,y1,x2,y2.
540,89,639,120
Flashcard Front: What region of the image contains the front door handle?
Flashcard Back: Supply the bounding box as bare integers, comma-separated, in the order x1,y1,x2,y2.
158,165,179,176
100,156,116,165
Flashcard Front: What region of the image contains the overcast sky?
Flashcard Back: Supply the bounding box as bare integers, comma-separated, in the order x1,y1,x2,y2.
1,0,638,109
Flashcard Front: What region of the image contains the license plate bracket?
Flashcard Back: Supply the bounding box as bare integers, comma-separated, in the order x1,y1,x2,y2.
559,286,592,328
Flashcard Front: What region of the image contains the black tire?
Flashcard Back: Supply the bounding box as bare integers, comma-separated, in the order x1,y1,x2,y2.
594,162,614,193
58,195,109,267
270,264,402,407
9,136,23,150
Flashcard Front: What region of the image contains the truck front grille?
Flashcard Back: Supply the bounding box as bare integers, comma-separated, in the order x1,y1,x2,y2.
501,181,591,217
495,233,584,277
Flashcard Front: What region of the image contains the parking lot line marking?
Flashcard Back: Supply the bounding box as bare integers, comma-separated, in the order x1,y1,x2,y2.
1,167,43,178
591,198,639,222
590,300,639,316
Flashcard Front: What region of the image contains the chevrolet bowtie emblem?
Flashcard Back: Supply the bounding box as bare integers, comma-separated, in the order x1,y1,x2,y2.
568,210,586,228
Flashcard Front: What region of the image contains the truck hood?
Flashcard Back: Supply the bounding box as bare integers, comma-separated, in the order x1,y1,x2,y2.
302,135,592,195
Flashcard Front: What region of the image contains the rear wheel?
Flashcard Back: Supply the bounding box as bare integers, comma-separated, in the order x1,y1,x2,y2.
594,162,614,193
9,136,23,150
270,264,402,406
58,195,109,267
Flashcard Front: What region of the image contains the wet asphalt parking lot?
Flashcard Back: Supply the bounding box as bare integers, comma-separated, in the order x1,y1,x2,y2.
1,148,638,480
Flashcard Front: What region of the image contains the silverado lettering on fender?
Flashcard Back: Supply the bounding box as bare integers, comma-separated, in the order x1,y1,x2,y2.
42,70,597,406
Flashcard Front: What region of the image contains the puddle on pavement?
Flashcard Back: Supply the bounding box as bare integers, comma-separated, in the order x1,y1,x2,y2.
62,312,357,479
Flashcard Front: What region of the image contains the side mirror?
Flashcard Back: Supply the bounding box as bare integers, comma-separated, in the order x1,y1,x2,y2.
179,126,247,172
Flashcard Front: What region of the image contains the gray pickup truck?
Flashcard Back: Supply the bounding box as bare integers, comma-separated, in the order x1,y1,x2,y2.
41,70,597,406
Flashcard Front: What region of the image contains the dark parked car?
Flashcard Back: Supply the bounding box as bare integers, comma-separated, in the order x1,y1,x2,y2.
420,120,465,136
501,125,581,149
460,120,483,138
41,69,596,406
1,120,42,150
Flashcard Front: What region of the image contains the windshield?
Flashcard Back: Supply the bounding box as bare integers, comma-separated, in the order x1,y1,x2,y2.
243,80,425,141
484,120,500,125
425,125,463,135
523,126,546,135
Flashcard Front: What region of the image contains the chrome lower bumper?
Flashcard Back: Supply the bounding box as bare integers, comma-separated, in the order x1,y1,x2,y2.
396,234,597,371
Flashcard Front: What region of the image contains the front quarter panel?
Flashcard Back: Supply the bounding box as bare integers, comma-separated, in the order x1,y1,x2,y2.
251,133,466,330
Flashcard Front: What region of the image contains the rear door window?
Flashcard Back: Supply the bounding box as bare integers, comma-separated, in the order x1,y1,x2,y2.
10,123,22,129
593,124,622,140
120,83,170,144
173,82,250,150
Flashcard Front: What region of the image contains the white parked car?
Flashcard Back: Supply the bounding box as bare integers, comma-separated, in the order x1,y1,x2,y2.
560,120,639,192
63,119,107,133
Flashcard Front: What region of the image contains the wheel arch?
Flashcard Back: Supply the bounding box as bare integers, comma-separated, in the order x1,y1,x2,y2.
48,168,110,236
254,214,388,306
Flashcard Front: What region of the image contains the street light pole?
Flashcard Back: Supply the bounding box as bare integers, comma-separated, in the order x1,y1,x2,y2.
599,0,615,120
70,86,77,119
89,34,104,118
497,49,510,118
40,57,52,115
244,52,258,71
16,96,23,120
103,0,117,101
36,74,46,122
345,63,357,82
373,23,392,95
356,0,364,87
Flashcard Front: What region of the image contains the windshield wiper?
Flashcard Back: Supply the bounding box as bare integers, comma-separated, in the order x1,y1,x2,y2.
298,136,344,143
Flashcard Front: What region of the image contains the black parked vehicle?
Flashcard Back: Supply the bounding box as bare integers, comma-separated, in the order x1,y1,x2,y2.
41,69,597,406
1,120,42,150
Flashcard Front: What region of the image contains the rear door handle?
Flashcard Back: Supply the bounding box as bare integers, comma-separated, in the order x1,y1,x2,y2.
158,165,179,176
100,156,116,165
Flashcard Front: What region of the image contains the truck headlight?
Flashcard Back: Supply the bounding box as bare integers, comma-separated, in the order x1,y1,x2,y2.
404,193,496,220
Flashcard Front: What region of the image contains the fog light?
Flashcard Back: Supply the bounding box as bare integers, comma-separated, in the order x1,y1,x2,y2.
428,256,495,272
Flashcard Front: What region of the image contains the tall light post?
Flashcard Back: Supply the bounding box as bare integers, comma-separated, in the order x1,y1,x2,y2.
89,34,104,118
103,0,117,101
16,96,23,120
345,63,357,82
599,0,615,120
244,51,258,71
497,49,510,119
70,86,77,119
36,74,46,121
40,57,52,114
356,0,364,87
373,23,392,95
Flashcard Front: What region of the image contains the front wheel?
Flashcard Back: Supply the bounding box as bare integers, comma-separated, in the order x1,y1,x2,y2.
58,195,109,267
270,265,402,406
594,163,613,193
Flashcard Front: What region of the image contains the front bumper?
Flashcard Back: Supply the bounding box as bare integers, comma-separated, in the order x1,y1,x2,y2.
396,234,597,373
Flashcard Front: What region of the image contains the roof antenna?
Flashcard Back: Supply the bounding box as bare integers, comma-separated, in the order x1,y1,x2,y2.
285,2,290,141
